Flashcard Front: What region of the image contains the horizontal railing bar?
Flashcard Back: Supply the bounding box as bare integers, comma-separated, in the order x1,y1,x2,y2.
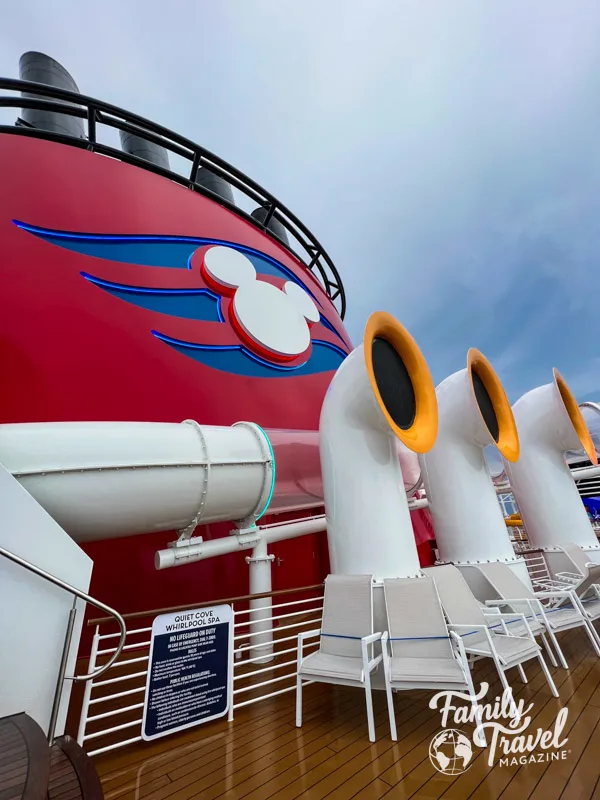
105,655,149,669
234,616,319,642
234,595,324,618
97,640,151,655
233,682,312,710
83,718,142,741
88,686,145,705
234,630,303,653
99,627,151,641
234,605,323,628
0,77,346,317
92,670,148,688
233,672,297,695
88,583,324,625
75,576,327,754
87,701,145,723
87,735,142,758
239,641,318,665
234,658,297,680
96,109,193,160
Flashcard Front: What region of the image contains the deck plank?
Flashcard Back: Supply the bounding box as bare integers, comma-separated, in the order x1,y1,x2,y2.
92,629,600,800
431,631,591,800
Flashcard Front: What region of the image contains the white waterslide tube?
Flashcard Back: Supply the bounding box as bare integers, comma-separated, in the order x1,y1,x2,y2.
0,420,279,541
0,418,430,545
320,311,438,580
418,350,526,579
503,370,600,555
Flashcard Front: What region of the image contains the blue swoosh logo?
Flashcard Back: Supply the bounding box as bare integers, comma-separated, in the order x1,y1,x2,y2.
152,332,347,378
14,219,349,376
13,219,322,302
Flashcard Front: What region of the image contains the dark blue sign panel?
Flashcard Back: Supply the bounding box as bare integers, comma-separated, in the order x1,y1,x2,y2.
141,604,233,741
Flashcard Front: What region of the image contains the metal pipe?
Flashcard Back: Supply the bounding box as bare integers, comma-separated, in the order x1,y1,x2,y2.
155,515,326,569
47,599,77,744
246,538,275,664
572,464,600,481
0,545,126,680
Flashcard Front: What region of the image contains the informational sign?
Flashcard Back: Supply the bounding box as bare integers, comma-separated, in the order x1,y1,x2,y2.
141,603,233,741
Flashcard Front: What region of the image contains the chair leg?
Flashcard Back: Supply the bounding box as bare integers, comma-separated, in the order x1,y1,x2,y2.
545,625,569,669
382,663,397,741
464,672,487,748
536,653,559,698
295,675,303,728
363,673,376,743
582,620,600,657
540,632,558,668
496,665,519,718
517,663,528,684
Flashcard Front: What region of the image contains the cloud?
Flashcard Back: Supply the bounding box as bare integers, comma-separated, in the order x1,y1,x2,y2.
2,0,600,400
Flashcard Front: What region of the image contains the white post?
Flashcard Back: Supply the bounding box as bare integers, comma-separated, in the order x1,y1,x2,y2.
76,626,100,746
246,537,275,664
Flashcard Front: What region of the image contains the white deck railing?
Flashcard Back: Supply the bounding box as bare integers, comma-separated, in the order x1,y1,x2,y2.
76,585,323,757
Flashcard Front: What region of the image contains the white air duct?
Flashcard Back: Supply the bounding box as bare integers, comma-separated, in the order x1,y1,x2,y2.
320,311,438,579
503,370,600,562
418,349,527,581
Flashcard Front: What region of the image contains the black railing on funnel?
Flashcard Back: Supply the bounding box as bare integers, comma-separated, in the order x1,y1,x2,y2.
0,77,346,318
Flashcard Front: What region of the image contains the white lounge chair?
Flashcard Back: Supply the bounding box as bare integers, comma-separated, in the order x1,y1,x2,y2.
531,544,600,633
423,565,559,699
556,543,600,585
382,575,486,744
471,560,600,669
296,574,383,742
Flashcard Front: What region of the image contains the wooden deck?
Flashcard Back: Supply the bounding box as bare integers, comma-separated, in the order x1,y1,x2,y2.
94,629,600,800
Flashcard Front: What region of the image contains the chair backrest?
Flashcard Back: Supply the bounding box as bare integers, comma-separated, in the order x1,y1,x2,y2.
558,543,593,577
383,576,455,660
476,561,535,601
319,574,374,658
571,566,600,599
423,565,488,644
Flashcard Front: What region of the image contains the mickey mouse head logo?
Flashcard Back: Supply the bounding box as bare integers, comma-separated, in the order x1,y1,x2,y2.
193,245,320,362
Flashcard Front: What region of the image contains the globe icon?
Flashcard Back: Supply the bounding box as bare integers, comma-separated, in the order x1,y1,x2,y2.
429,729,473,775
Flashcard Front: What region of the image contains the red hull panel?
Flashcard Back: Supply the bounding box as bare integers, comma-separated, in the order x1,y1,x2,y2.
0,135,347,630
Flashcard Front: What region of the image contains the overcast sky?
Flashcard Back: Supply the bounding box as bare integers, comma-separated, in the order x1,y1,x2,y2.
3,0,600,403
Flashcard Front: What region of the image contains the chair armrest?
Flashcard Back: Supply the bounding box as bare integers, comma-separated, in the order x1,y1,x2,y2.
485,598,529,606
447,623,487,637
483,611,528,621
483,610,534,635
448,629,483,680
534,590,576,600
556,571,583,581
361,632,383,674
533,579,572,590
298,628,321,645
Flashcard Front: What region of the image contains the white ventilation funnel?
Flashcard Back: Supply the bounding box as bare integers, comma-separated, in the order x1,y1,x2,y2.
503,370,600,557
320,311,438,579
419,349,525,578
